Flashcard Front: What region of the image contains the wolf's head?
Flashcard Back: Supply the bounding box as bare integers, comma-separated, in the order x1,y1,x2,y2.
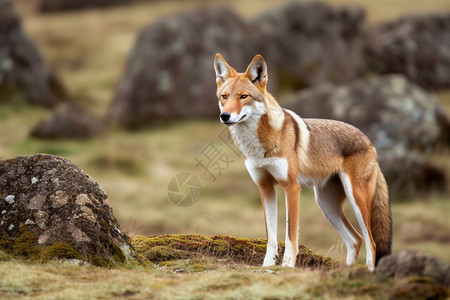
214,54,269,126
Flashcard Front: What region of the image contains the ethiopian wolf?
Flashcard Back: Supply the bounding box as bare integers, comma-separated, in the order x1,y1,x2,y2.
213,53,392,270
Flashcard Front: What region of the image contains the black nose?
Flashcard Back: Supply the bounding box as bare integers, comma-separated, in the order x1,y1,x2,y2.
220,112,231,122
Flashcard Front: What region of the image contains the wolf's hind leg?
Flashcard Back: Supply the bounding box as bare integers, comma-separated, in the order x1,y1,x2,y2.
314,177,363,265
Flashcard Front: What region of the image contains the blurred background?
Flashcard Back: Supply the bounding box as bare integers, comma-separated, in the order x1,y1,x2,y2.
1,0,449,265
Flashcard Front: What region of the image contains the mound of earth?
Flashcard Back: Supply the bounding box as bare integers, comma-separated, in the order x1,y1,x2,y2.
132,234,336,269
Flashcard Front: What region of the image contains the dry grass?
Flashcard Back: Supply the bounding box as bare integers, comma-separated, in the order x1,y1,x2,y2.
0,257,326,300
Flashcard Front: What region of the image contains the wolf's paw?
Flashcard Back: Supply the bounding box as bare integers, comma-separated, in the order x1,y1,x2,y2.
262,254,277,267
281,255,296,268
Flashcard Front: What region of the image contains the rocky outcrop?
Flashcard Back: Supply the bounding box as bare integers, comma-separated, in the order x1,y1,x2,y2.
365,13,450,90
31,103,105,139
108,2,370,127
378,152,447,194
0,0,66,107
108,7,254,128
284,75,449,193
253,1,367,92
376,249,450,288
0,154,133,265
38,0,129,13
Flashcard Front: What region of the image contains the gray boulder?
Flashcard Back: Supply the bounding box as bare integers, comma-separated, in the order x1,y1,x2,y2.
376,249,450,288
0,0,66,107
365,13,450,89
31,103,105,140
0,154,133,266
253,1,367,92
108,7,254,128
38,0,129,12
284,75,449,193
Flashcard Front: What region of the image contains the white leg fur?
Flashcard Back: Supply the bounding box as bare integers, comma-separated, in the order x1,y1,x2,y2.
282,191,298,268
262,191,278,267
339,172,375,271
313,186,359,265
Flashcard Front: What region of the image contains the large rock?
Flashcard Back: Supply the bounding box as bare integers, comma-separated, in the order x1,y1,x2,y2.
0,0,66,107
0,154,133,265
284,75,449,193
30,103,105,140
108,7,255,128
378,152,447,194
253,1,367,92
365,13,450,90
376,249,450,288
38,0,128,13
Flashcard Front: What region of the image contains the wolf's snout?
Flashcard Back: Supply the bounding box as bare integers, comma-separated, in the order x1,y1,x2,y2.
220,112,231,122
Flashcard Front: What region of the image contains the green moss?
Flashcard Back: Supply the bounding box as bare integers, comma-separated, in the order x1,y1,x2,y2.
131,234,336,269
90,255,110,267
0,225,39,257
108,241,126,263
0,225,84,262
211,239,228,253
12,225,38,256
41,242,82,261
0,234,11,251
188,264,206,272
158,260,177,267
143,246,184,263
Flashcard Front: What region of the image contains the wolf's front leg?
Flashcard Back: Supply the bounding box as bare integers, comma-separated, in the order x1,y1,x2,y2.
258,180,278,267
282,182,300,267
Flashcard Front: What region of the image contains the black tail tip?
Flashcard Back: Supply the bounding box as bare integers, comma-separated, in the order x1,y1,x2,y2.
375,249,392,266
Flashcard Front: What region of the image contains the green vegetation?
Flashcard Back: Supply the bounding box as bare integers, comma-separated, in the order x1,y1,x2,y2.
40,242,81,261
132,234,336,268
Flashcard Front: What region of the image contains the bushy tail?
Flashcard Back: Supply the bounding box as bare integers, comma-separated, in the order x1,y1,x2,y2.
370,165,392,265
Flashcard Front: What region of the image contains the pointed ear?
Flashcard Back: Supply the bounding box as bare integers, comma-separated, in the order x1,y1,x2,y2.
214,53,235,88
244,54,268,88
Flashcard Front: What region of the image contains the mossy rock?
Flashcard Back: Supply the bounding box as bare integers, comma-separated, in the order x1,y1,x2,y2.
40,242,82,261
391,276,449,300
131,234,336,269
310,267,449,300
0,154,134,267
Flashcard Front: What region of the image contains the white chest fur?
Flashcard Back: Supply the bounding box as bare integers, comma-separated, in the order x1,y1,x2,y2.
229,108,289,182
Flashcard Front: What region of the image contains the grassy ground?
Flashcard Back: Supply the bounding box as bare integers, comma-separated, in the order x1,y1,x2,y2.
2,0,450,298
0,256,369,300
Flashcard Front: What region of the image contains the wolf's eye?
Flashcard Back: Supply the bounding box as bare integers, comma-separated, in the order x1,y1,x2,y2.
221,95,227,100
240,95,248,99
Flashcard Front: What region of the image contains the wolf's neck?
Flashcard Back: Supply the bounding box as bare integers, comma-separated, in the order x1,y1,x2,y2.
229,114,264,159
229,96,284,159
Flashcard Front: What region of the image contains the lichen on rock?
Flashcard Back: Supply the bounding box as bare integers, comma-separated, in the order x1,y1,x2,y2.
0,154,134,266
